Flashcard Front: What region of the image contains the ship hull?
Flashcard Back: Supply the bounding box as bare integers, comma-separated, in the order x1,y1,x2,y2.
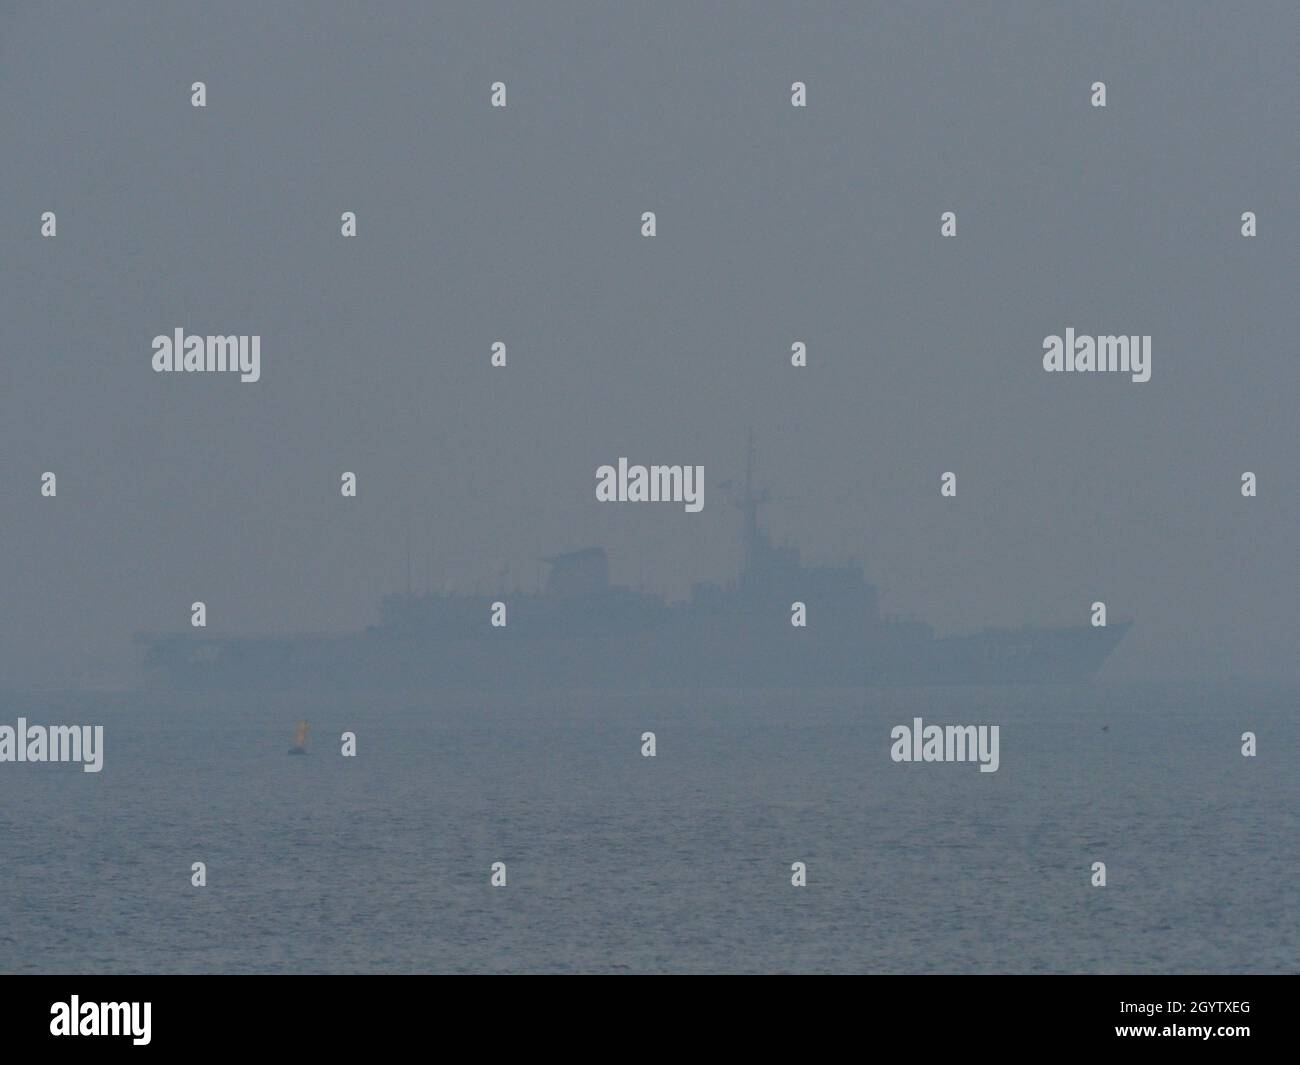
139,620,1131,691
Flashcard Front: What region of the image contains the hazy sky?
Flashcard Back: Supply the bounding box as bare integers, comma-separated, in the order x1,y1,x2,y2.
2,1,1296,686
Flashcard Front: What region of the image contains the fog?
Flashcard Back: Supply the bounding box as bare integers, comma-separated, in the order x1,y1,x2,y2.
2,1,1296,687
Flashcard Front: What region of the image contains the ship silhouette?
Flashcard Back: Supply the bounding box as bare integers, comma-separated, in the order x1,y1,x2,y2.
138,436,1130,690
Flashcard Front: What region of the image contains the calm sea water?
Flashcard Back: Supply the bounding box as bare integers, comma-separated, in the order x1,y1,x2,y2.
0,683,1295,974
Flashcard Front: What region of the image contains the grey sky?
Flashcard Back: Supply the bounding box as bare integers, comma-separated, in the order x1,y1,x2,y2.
2,1,1296,686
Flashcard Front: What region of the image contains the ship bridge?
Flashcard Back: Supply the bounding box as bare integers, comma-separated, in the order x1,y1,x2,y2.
541,547,610,597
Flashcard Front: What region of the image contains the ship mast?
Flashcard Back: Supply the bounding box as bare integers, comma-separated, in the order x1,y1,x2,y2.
736,429,771,577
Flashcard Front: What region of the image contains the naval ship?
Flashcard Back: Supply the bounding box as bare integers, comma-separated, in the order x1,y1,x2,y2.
138,440,1130,690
